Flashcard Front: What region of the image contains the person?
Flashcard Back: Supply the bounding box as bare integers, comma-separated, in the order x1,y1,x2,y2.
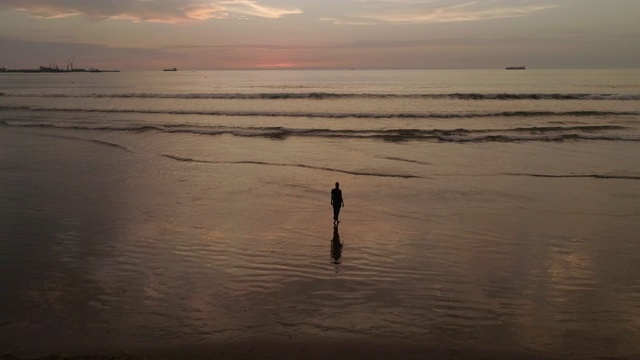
331,182,344,225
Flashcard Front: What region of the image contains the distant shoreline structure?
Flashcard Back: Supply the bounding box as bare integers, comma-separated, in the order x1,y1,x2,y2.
505,65,526,70
1,65,120,73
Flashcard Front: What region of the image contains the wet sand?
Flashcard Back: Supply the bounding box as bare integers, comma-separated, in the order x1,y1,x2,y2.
2,128,640,359
2,339,575,360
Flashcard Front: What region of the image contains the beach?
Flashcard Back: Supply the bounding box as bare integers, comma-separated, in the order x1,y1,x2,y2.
1,70,640,359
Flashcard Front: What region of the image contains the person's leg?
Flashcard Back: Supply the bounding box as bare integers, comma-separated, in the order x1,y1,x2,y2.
333,205,341,222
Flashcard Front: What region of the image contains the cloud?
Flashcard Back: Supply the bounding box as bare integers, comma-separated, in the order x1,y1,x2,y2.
351,0,437,3
342,1,559,24
319,17,376,26
0,0,301,23
220,0,302,19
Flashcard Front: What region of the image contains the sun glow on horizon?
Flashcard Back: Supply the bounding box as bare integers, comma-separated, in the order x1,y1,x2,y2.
255,62,298,68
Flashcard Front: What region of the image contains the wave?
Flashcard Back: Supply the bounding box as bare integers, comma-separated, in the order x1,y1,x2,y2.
506,173,640,180
2,92,640,101
29,133,133,152
161,155,421,178
2,105,638,120
381,156,432,165
4,121,637,143
160,155,640,180
89,139,132,152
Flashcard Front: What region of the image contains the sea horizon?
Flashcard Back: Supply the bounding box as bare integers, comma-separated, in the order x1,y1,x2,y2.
3,66,640,72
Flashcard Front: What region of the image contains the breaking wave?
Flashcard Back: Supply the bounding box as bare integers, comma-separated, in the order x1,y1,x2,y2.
2,92,640,101
1,105,638,120
3,120,637,143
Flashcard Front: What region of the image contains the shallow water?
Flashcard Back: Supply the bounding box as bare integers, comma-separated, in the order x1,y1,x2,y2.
1,70,640,358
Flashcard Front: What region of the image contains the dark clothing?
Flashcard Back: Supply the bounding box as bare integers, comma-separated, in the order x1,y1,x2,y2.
331,188,343,205
331,188,343,221
333,203,342,221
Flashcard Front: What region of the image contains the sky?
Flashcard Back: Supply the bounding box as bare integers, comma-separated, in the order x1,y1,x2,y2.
0,0,639,70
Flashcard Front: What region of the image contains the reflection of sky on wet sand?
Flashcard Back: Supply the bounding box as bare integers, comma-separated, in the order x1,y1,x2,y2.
443,195,640,355
0,131,136,350
1,128,640,358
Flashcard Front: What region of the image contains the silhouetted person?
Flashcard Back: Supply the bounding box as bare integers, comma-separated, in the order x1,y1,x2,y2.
331,225,342,264
331,182,344,225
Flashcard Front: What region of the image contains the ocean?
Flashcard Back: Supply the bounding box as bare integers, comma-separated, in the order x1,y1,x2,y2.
1,69,639,359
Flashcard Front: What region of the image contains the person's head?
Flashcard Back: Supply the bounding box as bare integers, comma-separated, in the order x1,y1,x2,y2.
335,182,340,188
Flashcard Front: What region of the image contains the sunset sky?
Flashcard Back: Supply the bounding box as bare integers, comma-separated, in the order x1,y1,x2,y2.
0,0,638,70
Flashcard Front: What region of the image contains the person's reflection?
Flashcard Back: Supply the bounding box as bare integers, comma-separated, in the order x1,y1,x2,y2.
331,225,342,265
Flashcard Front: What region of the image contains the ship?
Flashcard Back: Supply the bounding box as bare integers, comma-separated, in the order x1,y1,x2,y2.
163,67,177,71
505,66,526,70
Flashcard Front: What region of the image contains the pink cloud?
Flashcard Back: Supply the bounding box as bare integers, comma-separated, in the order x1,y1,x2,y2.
0,0,300,23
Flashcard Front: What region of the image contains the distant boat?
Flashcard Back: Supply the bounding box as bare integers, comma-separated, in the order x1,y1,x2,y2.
163,67,177,71
87,68,120,73
506,66,526,70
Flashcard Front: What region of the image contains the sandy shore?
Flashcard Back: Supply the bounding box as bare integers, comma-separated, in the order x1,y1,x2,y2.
2,88,640,360
3,338,580,360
